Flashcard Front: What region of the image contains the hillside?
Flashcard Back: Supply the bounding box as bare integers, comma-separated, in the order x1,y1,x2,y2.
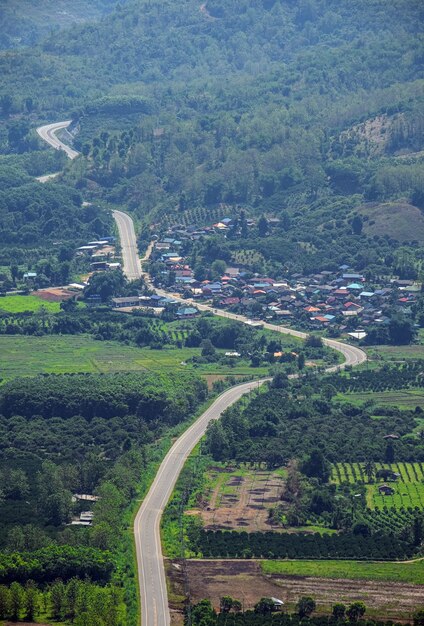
359,202,424,244
0,0,127,49
0,0,423,278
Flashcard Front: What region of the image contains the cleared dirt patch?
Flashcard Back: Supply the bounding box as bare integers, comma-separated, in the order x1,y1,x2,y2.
33,287,77,302
167,559,423,621
201,374,246,390
189,467,285,532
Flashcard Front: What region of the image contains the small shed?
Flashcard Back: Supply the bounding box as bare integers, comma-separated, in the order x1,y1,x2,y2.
270,597,285,611
379,484,395,496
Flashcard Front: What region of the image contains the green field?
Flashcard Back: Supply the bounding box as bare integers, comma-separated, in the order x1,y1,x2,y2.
0,294,61,313
261,559,424,585
0,335,272,380
332,462,424,510
335,389,424,409
365,330,424,363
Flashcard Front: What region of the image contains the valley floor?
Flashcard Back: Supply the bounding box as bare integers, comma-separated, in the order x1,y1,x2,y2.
167,559,424,622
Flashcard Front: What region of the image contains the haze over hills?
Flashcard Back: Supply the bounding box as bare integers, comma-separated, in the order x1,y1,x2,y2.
0,0,423,277
0,0,127,49
1,2,424,625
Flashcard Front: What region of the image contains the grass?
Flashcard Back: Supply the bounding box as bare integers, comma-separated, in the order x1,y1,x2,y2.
0,334,272,380
364,329,424,363
0,294,61,313
261,559,424,585
332,462,424,510
335,389,424,409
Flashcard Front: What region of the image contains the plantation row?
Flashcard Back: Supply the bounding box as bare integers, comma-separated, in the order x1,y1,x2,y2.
325,362,424,393
191,531,415,560
332,462,424,485
369,483,424,511
362,508,423,536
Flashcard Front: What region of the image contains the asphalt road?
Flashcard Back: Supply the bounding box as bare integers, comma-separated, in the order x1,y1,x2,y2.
112,210,143,280
36,120,80,160
134,378,265,626
36,120,367,626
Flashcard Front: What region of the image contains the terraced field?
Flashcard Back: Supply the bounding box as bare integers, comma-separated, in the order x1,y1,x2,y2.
332,461,424,509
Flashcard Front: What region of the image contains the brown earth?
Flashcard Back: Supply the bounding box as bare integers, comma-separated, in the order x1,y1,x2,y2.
32,288,77,302
189,468,285,532
201,374,246,390
167,559,422,622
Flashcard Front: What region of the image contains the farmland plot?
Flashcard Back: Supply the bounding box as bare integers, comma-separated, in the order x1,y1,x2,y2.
190,466,286,532
332,461,424,510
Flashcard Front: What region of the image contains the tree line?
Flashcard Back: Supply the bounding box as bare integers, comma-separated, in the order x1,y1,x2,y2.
0,577,125,625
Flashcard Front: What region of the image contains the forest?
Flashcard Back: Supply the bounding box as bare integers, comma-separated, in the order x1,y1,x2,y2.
0,0,423,278
0,370,208,623
205,366,424,464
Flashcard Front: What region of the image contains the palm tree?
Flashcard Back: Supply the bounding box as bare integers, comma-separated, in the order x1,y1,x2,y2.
363,460,376,484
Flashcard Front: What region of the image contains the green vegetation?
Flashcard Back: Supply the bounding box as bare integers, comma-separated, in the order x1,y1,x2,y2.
190,369,424,553
0,304,314,381
0,176,112,288
186,599,420,626
205,379,424,464
192,528,414,560
335,390,424,410
261,559,424,585
365,331,424,363
1,0,424,618
332,462,424,511
0,294,61,313
0,370,209,625
0,313,303,379
0,578,125,624
0,0,126,49
1,0,423,282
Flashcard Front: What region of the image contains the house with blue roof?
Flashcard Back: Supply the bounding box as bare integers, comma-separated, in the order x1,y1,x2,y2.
176,307,198,319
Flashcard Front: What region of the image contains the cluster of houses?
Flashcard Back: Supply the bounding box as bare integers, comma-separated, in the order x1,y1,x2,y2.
77,236,120,272
150,228,421,337
111,294,199,319
70,493,100,526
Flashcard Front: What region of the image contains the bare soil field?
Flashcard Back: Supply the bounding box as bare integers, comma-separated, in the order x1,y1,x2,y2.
33,287,77,302
201,374,246,390
190,467,285,532
167,559,422,622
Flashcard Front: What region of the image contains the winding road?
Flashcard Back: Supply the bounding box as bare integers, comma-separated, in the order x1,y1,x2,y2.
37,121,367,626
36,120,79,160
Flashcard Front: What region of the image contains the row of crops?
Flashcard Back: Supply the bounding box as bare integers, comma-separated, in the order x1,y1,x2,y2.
192,530,415,560
331,462,424,510
361,506,422,535
325,362,424,393
369,482,424,510
332,462,424,485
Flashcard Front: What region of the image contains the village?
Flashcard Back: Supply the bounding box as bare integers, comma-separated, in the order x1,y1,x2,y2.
3,215,420,344
126,216,421,342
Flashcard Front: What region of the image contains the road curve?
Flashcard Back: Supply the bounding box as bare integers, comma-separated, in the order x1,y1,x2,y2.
134,378,264,626
36,121,141,280
36,120,80,160
36,120,367,625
